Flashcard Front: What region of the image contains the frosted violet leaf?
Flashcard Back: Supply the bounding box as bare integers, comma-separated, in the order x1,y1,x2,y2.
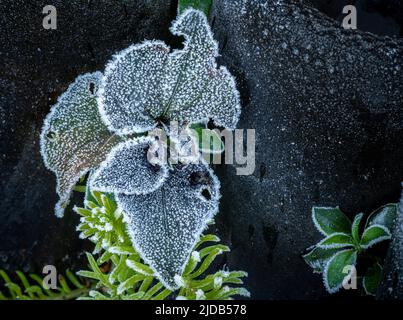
99,41,170,135
90,137,168,195
116,161,220,289
40,72,121,217
99,9,241,135
161,9,240,129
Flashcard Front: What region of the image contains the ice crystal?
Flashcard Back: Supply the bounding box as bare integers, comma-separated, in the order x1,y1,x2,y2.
116,161,220,289
40,72,121,217
99,9,240,136
90,137,168,195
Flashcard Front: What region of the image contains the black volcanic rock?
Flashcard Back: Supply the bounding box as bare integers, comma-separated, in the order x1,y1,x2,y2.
211,0,403,299
0,0,176,272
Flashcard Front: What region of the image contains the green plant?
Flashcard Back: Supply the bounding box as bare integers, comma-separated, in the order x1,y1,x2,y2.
0,269,89,300
303,204,397,295
178,0,212,15
75,189,249,300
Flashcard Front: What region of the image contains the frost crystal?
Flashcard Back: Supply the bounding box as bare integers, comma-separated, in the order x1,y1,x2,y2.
116,162,221,289
40,73,121,217
99,9,240,135
90,137,168,195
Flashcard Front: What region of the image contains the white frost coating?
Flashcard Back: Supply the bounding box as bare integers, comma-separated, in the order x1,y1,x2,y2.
90,137,168,195
360,224,391,249
99,9,241,135
99,41,169,135
316,233,354,249
117,161,221,290
40,72,121,217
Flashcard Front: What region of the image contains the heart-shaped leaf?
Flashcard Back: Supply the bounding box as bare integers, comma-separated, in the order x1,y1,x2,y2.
99,9,240,136
324,249,357,294
99,41,170,135
40,72,121,217
312,207,352,236
317,233,354,249
90,137,169,195
116,162,220,289
360,224,391,249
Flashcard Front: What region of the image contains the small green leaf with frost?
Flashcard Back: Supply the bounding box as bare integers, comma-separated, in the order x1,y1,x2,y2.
178,0,212,15
303,247,341,273
317,233,354,249
360,224,391,249
351,213,364,244
363,263,382,296
324,249,357,294
312,207,351,236
366,204,397,231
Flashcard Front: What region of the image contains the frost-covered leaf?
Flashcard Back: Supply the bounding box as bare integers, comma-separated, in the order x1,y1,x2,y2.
163,9,240,129
366,204,397,231
190,124,224,154
169,123,200,164
99,9,240,135
351,213,364,244
90,137,168,195
363,263,382,296
40,72,121,217
178,0,212,15
99,41,170,135
324,249,357,294
117,162,220,289
360,224,391,249
317,233,354,249
312,207,351,236
303,247,340,273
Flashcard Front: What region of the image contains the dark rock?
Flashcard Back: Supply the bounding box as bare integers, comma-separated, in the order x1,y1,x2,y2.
0,0,176,272
212,0,403,299
377,188,403,299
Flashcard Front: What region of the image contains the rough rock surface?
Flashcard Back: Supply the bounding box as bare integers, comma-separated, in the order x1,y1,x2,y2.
211,0,403,299
1,0,403,300
0,0,176,272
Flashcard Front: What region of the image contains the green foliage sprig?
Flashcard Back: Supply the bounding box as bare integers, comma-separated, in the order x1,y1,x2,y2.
303,204,397,295
75,190,250,300
0,269,89,300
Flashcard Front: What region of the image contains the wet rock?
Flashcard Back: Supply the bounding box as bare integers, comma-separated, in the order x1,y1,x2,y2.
212,0,403,299
0,0,176,272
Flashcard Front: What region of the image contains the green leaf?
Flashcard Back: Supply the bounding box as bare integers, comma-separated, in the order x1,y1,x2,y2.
126,259,154,276
351,213,364,244
40,72,121,217
317,233,354,249
360,224,391,249
324,249,357,294
178,0,212,16
190,124,225,154
303,247,341,273
363,263,382,296
312,207,351,236
366,204,397,231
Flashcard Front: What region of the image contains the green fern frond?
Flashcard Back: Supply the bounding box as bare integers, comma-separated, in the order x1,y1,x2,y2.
75,190,250,300
0,269,90,300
